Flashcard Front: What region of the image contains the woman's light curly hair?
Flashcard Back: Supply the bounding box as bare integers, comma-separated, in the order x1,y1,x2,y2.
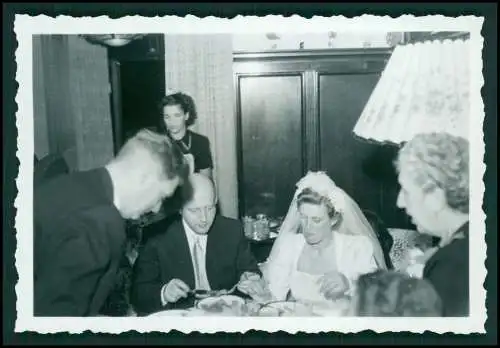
395,132,469,214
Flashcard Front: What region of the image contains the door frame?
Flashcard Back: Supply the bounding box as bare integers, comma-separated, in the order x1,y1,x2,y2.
108,59,123,155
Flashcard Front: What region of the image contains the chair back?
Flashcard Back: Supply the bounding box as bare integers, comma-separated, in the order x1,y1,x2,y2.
34,153,70,188
363,210,395,269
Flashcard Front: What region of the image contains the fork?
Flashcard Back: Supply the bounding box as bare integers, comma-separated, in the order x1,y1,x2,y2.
191,283,239,297
214,282,239,295
226,283,239,294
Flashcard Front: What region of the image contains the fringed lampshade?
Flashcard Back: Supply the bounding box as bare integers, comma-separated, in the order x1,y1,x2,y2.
353,38,470,144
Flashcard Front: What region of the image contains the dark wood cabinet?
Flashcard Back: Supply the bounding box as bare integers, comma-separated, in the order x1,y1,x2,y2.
318,72,382,214
234,49,412,228
237,73,305,217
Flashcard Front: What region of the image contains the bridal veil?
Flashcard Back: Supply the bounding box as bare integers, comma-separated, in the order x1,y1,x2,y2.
264,172,388,276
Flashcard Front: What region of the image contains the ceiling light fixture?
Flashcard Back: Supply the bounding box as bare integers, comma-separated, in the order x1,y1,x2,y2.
79,34,146,47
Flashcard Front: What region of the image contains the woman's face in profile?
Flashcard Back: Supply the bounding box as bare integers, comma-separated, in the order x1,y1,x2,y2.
298,202,332,245
163,104,188,136
396,167,440,236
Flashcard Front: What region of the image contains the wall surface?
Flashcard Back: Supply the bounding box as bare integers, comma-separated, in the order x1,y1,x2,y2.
232,32,403,51
164,34,239,219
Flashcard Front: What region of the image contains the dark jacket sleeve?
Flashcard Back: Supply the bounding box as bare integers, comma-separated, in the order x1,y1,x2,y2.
130,240,165,315
34,221,111,316
233,221,261,278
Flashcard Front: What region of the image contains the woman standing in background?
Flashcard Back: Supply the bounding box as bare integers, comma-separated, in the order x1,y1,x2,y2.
159,91,213,179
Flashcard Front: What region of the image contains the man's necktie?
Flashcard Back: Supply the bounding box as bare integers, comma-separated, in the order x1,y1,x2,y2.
192,237,209,290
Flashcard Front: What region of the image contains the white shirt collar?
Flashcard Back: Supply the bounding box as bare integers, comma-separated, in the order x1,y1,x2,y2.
113,193,121,212
182,219,208,246
105,167,121,212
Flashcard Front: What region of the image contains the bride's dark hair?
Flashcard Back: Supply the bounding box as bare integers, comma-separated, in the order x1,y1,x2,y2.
296,187,343,232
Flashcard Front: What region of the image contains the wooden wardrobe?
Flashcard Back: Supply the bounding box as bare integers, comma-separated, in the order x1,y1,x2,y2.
233,48,411,228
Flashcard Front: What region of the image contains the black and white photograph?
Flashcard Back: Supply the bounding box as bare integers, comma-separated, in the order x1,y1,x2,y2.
13,14,486,334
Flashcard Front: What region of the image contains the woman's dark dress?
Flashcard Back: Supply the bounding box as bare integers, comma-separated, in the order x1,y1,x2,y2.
423,222,469,317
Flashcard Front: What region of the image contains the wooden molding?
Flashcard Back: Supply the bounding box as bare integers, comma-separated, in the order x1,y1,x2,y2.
233,48,394,62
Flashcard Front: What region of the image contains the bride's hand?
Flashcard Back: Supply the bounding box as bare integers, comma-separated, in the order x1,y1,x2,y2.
317,271,349,300
238,275,273,304
237,272,261,294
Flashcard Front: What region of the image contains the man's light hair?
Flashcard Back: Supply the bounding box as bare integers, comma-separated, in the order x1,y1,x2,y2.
395,132,469,214
117,128,190,182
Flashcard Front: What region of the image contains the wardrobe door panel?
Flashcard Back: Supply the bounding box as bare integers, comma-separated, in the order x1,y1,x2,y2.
238,74,304,217
318,73,382,214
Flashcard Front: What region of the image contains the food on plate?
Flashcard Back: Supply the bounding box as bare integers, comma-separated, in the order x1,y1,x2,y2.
199,299,238,313
196,296,262,316
197,296,250,316
258,301,313,317
192,287,237,299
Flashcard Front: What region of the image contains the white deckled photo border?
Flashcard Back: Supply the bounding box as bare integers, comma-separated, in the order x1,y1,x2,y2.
14,14,486,334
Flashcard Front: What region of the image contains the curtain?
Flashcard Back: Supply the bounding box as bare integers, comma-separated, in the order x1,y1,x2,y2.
353,38,470,144
67,35,114,171
32,36,50,159
33,35,114,171
164,34,238,219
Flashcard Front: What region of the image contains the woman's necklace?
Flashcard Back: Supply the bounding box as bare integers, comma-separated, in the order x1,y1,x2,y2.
178,133,192,152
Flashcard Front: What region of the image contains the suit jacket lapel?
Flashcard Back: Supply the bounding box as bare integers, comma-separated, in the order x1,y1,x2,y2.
205,218,219,290
166,221,196,289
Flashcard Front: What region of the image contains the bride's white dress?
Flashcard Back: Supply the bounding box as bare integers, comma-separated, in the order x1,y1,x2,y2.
289,270,327,304
263,232,379,303
261,171,388,308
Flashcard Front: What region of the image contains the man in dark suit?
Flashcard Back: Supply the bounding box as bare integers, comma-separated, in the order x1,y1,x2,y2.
34,129,190,316
131,174,262,315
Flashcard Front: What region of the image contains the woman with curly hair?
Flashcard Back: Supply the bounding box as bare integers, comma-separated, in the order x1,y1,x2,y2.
395,132,469,316
159,91,213,179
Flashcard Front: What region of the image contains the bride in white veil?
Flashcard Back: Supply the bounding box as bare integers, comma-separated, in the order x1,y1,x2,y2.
261,171,388,304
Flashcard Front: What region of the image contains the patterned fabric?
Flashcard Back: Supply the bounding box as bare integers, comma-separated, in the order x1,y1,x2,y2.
388,228,437,276
388,229,420,271
98,254,133,317
354,39,470,144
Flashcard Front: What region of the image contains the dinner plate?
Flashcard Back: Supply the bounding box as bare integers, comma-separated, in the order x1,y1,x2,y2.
148,309,190,317
309,301,351,317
